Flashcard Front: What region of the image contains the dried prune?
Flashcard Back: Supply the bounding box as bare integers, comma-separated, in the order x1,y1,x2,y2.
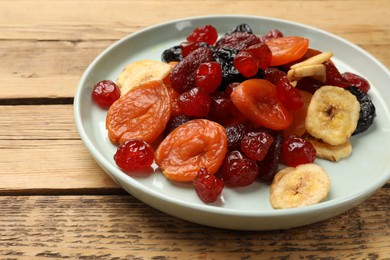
214,48,246,90
161,45,182,63
229,23,253,34
347,86,376,135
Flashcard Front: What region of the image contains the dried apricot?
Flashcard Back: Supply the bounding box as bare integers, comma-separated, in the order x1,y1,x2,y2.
155,119,228,182
284,90,313,137
106,80,171,145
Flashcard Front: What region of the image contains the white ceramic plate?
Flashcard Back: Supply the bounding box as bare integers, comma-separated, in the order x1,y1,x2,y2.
74,15,390,230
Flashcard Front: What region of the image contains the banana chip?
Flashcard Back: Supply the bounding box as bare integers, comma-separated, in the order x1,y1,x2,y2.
116,59,171,95
305,86,360,146
270,163,331,209
306,135,352,162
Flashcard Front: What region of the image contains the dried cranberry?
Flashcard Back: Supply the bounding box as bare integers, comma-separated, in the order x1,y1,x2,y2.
264,68,303,111
216,32,261,51
193,167,224,203
259,29,284,42
163,114,192,136
342,72,371,94
257,130,283,183
178,87,211,118
208,92,232,124
324,61,350,88
91,80,121,109
180,41,212,58
220,150,258,187
233,51,259,78
186,25,218,45
114,139,154,173
195,62,222,93
295,77,324,94
225,123,248,151
240,131,274,161
281,135,316,167
170,47,213,93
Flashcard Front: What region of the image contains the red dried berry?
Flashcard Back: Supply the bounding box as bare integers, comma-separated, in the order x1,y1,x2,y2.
324,61,350,88
193,167,224,203
180,42,210,58
233,51,259,78
91,80,121,109
208,92,232,124
220,150,259,187
243,43,272,70
195,62,222,93
114,139,154,173
342,72,371,94
216,32,261,50
259,29,284,42
178,87,211,117
186,25,218,45
170,47,214,93
281,135,316,167
295,77,324,94
240,131,274,161
264,68,303,111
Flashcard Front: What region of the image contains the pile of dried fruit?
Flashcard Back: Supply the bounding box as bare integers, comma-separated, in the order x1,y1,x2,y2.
91,23,376,209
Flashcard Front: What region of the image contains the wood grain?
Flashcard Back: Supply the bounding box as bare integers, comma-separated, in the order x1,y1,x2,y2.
0,190,389,259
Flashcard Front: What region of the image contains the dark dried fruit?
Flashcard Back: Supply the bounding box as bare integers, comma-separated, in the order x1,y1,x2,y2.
170,47,213,93
229,23,253,34
257,130,284,183
225,123,248,151
347,86,376,135
220,150,259,187
164,114,192,136
214,48,246,90
161,45,182,63
193,167,224,203
208,92,232,124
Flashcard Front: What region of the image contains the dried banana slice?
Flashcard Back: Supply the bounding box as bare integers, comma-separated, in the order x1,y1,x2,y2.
305,86,360,146
290,51,333,69
116,60,171,95
270,163,331,209
306,135,352,162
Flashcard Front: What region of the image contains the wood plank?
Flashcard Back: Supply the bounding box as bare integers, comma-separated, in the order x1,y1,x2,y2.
0,191,388,258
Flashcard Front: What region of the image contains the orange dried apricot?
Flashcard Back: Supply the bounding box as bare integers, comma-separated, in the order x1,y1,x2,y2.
155,119,228,182
106,80,171,145
284,90,313,137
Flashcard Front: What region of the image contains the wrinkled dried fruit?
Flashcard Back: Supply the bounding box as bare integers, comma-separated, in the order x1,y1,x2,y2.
114,139,154,172
193,167,224,203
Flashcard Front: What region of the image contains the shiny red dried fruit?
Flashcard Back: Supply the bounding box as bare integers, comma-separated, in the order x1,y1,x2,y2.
91,80,121,109
114,139,154,173
186,25,218,45
264,68,303,111
281,135,316,167
170,47,214,93
216,32,261,50
259,29,284,42
342,72,371,94
220,150,258,187
178,87,211,117
195,62,222,93
193,167,224,203
240,131,274,161
324,61,350,88
208,92,232,124
233,51,259,77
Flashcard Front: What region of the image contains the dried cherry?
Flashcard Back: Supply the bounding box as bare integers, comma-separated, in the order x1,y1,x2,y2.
91,80,121,109
193,167,224,203
114,139,154,173
281,135,316,167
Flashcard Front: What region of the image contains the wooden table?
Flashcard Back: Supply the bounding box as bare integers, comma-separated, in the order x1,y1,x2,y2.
1,0,389,258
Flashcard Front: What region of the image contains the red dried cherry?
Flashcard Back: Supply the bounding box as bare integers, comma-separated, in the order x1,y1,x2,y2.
240,131,274,161
114,139,154,173
170,47,214,93
178,87,211,117
342,72,371,94
208,92,232,124
91,80,121,109
193,167,224,203
281,135,316,167
186,25,218,45
195,62,222,93
216,32,261,50
257,130,283,183
220,150,259,187
324,61,350,88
